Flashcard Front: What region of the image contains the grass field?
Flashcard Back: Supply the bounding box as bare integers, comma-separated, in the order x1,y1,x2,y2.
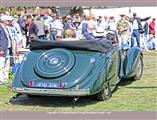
0,51,157,112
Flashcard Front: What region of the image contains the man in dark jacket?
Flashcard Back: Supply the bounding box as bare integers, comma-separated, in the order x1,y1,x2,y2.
0,16,10,84
130,13,150,48
25,15,39,47
0,25,8,57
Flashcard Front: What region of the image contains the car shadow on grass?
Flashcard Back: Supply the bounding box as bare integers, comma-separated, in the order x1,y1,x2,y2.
9,94,99,108
118,78,134,87
112,78,135,93
116,78,157,90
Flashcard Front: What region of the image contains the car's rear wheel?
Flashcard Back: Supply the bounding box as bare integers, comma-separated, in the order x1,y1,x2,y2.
95,83,112,101
133,55,143,80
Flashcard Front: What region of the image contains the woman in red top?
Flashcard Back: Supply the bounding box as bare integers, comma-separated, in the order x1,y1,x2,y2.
149,18,156,38
149,18,157,50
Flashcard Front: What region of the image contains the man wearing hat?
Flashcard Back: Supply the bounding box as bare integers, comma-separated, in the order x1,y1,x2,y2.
117,14,129,46
73,13,81,24
63,15,75,30
0,16,12,84
93,27,106,38
73,19,83,39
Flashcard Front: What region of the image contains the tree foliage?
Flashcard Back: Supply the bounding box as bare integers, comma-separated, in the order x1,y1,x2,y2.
69,7,84,16
0,6,84,17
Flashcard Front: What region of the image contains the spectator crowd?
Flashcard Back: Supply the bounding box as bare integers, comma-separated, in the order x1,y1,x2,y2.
0,10,156,84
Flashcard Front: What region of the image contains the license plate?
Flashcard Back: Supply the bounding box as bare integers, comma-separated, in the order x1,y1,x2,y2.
30,81,62,88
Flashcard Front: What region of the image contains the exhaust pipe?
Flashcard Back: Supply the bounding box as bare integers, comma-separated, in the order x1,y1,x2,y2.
72,97,79,103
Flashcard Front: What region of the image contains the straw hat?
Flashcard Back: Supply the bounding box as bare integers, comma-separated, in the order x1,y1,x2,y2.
119,14,126,17
66,15,72,19
93,27,106,37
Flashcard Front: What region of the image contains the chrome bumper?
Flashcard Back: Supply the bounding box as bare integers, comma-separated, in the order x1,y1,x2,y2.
10,87,91,96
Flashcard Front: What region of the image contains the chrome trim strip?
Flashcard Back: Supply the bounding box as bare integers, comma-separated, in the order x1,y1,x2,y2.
10,87,90,96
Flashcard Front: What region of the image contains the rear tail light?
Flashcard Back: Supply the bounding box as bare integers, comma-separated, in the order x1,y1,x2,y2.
59,82,64,88
29,81,33,87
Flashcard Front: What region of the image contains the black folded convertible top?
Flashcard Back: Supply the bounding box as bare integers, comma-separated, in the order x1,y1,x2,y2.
30,39,114,53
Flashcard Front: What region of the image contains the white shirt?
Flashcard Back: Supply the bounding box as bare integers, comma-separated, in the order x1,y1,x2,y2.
102,20,109,30
50,19,63,30
75,22,83,39
108,22,117,31
132,19,139,30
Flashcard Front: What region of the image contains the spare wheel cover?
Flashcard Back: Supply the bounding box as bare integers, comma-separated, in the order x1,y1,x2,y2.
34,48,75,78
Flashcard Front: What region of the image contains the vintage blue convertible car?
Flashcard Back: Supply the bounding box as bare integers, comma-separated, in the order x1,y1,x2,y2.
10,36,143,101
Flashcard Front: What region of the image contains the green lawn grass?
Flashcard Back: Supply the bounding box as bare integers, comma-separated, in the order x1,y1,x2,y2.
0,51,157,112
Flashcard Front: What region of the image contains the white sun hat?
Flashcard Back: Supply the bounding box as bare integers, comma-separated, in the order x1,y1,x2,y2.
93,27,107,37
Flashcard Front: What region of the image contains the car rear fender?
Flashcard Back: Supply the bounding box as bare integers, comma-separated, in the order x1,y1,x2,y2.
92,53,114,93
123,47,143,77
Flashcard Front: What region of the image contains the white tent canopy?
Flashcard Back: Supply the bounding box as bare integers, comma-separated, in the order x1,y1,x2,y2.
84,7,157,21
